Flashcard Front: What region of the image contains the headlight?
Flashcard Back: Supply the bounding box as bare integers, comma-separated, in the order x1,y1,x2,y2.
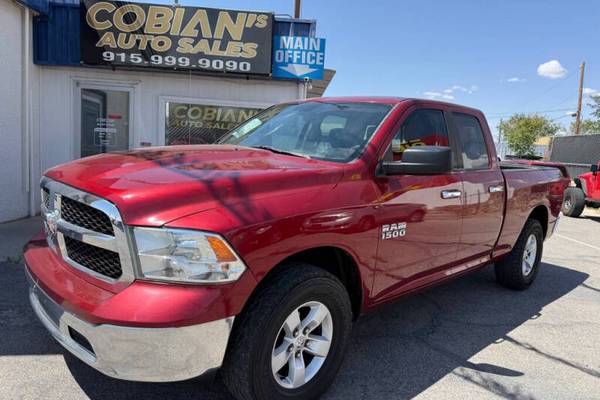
133,227,246,284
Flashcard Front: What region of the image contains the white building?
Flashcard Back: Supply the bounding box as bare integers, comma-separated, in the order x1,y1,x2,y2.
0,0,323,222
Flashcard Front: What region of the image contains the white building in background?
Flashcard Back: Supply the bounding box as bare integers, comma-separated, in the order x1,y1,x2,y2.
0,0,329,222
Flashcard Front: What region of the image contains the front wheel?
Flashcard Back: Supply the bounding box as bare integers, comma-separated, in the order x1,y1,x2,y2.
495,219,544,290
221,263,353,400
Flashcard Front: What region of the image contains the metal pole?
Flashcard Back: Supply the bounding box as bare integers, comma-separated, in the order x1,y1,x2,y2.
498,119,503,144
294,0,301,18
574,61,586,135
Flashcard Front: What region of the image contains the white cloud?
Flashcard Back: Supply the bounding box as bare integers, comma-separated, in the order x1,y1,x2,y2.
448,85,479,94
537,60,567,79
422,91,455,100
583,87,598,96
423,91,443,98
423,84,478,100
507,77,526,83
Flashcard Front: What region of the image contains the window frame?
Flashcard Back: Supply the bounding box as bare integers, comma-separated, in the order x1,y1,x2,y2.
219,101,396,164
382,107,460,171
447,111,492,171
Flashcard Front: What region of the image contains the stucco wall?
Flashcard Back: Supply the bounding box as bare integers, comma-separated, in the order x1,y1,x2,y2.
31,66,301,216
0,1,29,222
0,5,301,223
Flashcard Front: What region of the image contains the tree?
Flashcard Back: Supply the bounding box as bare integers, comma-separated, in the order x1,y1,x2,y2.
499,114,560,157
571,95,600,134
590,95,600,120
570,119,600,134
571,95,600,135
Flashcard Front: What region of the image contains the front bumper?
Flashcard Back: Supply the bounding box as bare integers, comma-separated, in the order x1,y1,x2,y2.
26,268,234,382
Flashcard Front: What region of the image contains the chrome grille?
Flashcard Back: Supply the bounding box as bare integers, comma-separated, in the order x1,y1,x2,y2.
61,196,114,236
40,178,134,286
64,237,122,279
42,188,51,211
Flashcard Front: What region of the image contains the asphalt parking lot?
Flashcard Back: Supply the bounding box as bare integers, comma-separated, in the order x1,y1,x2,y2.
1,212,599,400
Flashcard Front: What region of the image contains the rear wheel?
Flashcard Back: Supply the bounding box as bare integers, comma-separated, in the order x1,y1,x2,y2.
221,263,352,400
495,219,544,290
562,187,585,217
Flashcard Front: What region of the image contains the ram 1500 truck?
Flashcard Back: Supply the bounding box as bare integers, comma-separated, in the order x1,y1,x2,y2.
24,97,569,400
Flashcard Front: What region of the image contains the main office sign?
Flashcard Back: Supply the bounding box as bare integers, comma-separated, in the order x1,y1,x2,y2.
80,0,273,74
272,36,326,80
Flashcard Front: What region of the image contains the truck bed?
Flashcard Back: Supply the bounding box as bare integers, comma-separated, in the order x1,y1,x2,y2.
494,161,570,258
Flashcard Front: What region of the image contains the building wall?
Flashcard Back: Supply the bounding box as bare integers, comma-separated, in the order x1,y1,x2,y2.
29,66,301,217
550,134,600,178
0,4,303,223
0,1,30,222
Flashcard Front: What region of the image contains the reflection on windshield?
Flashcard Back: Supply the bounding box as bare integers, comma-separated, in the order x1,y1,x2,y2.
218,102,392,162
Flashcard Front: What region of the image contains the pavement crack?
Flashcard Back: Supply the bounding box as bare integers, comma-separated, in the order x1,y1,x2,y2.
504,335,600,379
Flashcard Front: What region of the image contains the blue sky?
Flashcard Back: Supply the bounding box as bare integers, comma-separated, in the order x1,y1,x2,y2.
138,0,600,138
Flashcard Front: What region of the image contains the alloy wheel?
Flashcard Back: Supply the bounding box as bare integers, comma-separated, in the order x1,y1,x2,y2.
522,234,537,276
271,301,333,389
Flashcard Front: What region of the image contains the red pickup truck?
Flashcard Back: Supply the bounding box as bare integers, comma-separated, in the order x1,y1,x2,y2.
25,97,569,400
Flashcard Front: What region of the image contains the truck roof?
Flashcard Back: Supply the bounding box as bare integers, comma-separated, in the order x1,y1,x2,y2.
302,96,484,115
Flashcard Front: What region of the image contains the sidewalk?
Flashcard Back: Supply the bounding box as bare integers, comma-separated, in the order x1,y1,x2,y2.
0,216,42,263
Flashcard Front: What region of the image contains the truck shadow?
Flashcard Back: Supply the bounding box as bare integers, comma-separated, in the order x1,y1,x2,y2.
583,215,600,223
0,261,589,399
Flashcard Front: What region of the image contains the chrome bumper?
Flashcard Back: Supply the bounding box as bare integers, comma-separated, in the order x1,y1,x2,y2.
26,269,234,382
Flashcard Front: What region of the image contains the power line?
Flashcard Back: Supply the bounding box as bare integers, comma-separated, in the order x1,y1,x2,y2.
486,107,577,118
508,70,577,112
551,114,574,121
488,70,577,118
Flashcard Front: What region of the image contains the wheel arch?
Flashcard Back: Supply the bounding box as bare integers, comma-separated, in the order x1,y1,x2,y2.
528,204,549,238
574,178,588,196
241,246,364,322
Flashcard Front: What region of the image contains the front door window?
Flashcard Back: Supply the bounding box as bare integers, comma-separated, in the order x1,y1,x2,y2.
80,88,130,157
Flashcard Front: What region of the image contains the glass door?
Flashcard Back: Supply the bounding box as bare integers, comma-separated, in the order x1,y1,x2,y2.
80,88,130,157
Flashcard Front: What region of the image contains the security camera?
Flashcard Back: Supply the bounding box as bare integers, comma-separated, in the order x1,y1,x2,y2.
303,77,310,82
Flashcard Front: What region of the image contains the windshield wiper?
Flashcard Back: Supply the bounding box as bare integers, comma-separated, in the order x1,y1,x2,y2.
252,146,311,159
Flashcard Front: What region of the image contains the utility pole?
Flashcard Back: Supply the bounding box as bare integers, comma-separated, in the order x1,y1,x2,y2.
574,61,586,135
498,119,503,144
294,0,301,18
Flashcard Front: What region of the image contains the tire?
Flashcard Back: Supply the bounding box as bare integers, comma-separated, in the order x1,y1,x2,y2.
562,187,585,217
495,219,544,290
221,263,353,400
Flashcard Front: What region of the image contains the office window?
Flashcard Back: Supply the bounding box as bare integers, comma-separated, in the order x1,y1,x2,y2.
165,102,262,145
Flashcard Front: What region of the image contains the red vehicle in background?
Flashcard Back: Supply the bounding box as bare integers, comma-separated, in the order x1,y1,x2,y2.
24,97,570,400
562,162,600,217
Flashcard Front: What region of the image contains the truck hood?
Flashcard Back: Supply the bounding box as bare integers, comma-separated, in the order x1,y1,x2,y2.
45,145,344,226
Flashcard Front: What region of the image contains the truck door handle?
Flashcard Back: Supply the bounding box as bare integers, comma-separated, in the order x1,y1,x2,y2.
441,190,462,199
489,185,504,193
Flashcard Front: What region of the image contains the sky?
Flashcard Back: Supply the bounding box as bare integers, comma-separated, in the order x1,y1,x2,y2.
136,0,600,138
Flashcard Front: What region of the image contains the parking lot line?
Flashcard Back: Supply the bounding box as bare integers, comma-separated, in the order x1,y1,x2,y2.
555,234,600,251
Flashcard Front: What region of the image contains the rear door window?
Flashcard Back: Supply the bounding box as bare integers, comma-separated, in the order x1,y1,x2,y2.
452,113,490,170
391,109,450,161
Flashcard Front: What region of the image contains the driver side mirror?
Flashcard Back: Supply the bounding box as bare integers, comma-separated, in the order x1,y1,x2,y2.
592,164,599,175
381,146,452,175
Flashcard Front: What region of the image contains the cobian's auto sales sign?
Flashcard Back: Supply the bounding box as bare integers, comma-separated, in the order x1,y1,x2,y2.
80,0,273,75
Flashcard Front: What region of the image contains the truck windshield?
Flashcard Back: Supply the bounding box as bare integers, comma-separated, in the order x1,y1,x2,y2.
218,102,392,162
